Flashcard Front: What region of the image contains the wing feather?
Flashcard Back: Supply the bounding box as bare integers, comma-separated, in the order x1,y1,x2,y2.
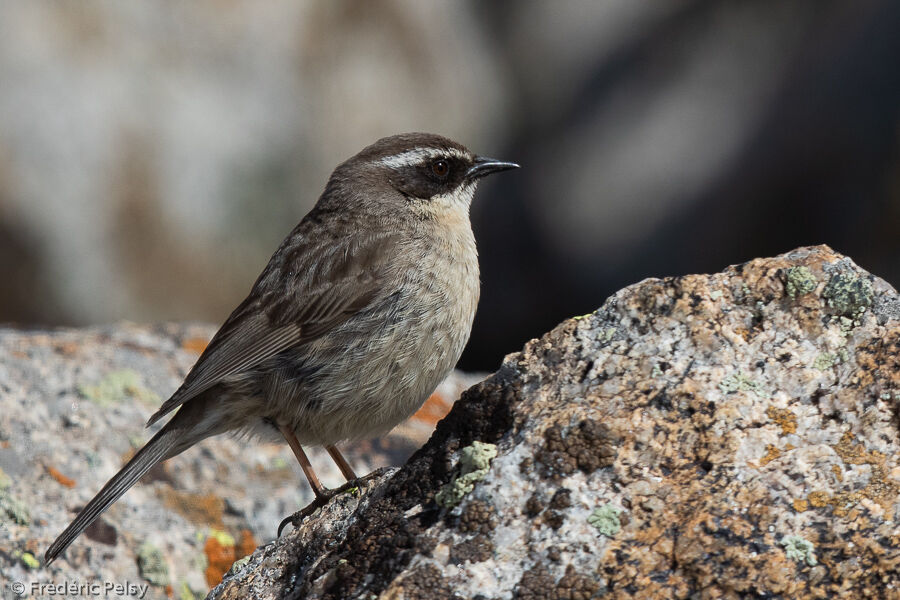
146,228,399,426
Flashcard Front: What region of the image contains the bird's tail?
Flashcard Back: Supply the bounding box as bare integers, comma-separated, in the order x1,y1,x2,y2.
44,400,218,564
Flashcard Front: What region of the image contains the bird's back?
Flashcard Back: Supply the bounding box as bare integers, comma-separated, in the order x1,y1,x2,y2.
218,209,480,445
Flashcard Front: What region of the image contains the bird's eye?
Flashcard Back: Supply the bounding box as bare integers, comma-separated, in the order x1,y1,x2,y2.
431,159,449,178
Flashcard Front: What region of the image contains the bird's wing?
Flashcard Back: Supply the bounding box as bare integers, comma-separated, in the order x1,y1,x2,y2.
146,229,400,426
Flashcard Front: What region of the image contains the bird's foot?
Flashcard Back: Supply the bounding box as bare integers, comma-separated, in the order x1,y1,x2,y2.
277,480,360,537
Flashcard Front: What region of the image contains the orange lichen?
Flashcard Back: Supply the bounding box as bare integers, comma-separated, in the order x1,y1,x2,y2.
831,464,843,482
237,529,257,559
412,391,453,426
182,337,209,354
792,498,809,512
54,341,79,356
46,465,76,488
758,445,781,467
829,491,866,518
765,406,797,434
832,432,871,464
807,491,830,508
733,327,751,342
804,450,899,517
204,534,235,587
204,529,257,588
829,432,900,514
159,489,224,528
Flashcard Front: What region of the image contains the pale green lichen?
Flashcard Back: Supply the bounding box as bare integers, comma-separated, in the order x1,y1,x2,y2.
837,316,856,335
814,348,849,370
269,456,289,470
822,273,873,317
588,503,622,537
598,327,616,344
435,441,498,508
0,470,36,527
710,290,723,300
12,550,40,569
137,542,169,586
781,535,817,566
78,369,160,407
208,528,235,547
20,551,40,569
179,582,198,600
190,547,207,574
718,372,767,398
651,364,664,378
0,488,31,525
227,556,252,576
814,353,838,370
785,266,818,299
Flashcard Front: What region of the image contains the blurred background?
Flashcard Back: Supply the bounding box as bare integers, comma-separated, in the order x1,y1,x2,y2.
0,0,898,371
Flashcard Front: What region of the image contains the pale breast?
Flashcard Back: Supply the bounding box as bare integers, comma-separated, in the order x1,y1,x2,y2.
272,219,480,445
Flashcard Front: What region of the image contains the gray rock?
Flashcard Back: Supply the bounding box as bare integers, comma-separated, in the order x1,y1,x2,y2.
208,245,900,599
0,322,478,599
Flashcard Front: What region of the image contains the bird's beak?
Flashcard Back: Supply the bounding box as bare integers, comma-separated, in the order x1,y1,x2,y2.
466,156,520,180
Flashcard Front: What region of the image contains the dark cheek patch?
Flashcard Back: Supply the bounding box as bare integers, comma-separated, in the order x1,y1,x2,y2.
397,171,439,199
396,157,470,200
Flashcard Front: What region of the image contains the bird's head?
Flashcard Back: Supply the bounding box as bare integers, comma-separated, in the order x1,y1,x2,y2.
323,133,518,218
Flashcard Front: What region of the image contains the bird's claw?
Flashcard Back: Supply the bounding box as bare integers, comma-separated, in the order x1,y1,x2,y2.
277,480,359,537
276,502,321,537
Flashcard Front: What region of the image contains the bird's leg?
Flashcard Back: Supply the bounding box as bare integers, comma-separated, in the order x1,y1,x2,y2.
276,425,360,536
278,423,327,498
325,444,358,481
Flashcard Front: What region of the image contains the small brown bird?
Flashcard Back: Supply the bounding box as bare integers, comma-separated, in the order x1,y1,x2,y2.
45,132,518,563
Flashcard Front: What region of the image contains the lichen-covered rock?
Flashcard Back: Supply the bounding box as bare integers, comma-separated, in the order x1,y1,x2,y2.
209,245,900,599
0,323,478,599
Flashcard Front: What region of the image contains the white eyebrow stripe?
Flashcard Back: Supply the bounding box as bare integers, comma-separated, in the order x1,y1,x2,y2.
379,147,470,168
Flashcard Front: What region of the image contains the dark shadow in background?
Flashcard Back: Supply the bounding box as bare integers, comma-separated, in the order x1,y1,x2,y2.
461,0,900,372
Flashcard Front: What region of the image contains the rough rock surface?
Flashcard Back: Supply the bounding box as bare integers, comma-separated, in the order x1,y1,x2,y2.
208,245,900,599
0,323,478,599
